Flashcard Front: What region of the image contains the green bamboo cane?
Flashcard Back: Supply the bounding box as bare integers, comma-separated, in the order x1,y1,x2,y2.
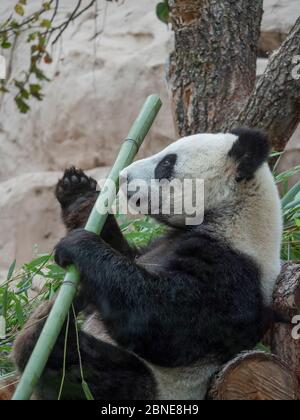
13,94,162,400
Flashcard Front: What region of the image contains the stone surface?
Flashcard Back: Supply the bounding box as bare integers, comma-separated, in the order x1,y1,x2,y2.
259,0,300,54
0,0,175,182
0,168,108,276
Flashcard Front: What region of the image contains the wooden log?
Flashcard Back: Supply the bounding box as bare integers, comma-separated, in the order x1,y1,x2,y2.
273,262,300,320
208,351,300,400
265,262,300,384
0,374,18,400
268,324,300,383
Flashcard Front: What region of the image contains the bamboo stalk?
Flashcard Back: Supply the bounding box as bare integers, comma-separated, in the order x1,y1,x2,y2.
12,94,162,400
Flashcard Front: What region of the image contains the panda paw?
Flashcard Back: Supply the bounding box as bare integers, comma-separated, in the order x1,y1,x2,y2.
55,167,98,208
54,229,102,269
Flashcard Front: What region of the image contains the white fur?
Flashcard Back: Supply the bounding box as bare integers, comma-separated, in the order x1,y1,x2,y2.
146,363,219,400
118,132,283,399
123,132,283,303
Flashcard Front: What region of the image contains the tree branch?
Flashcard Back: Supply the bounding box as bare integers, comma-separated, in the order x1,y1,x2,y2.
167,0,263,137
227,17,300,151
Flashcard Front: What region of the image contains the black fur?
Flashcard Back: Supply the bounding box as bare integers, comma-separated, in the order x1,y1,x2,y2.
55,167,135,258
54,228,266,368
154,154,177,181
229,128,270,182
13,167,269,400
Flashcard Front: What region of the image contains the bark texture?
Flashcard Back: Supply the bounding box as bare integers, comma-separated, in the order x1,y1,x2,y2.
268,324,300,384
168,2,300,151
265,262,300,384
208,351,299,400
167,0,263,136
273,262,300,320
229,17,300,151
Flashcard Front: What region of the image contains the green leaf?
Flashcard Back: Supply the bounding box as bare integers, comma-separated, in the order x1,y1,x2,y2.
2,286,9,319
19,0,27,4
284,198,300,212
281,180,300,207
29,83,43,100
15,96,30,113
0,84,9,94
1,41,11,49
82,381,94,401
11,20,20,30
15,4,25,16
275,165,300,185
256,342,271,353
7,260,16,282
41,19,51,29
31,65,50,81
21,88,29,99
43,2,51,11
156,1,169,24
13,297,25,327
27,32,39,42
24,254,51,270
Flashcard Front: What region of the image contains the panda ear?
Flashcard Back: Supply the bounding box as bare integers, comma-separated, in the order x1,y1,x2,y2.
228,127,270,182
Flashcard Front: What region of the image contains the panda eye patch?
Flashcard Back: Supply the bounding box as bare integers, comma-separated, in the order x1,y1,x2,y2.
154,154,177,181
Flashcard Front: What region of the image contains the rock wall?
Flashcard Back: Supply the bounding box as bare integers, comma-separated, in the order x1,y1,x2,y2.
260,0,300,53
0,0,175,182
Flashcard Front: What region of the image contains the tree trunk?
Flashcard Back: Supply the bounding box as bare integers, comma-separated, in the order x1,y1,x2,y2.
228,17,300,151
264,262,300,384
268,324,300,384
208,351,299,400
273,262,300,320
168,2,300,151
0,374,18,401
167,0,263,136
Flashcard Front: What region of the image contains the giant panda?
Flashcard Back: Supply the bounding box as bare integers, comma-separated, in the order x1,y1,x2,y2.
12,128,282,400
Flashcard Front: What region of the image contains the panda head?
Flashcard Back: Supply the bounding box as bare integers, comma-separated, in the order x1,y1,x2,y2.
121,128,271,227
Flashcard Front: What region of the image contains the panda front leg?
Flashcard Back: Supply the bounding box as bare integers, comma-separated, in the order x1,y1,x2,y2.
54,229,202,368
12,298,156,400
55,167,135,258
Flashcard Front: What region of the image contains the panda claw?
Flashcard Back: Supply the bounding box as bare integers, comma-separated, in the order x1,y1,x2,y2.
63,177,71,187
71,175,79,184
80,176,89,185
55,167,97,207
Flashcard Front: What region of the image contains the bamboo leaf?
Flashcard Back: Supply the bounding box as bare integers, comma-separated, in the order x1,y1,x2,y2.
13,297,25,327
82,381,94,401
7,259,16,281
281,180,300,208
